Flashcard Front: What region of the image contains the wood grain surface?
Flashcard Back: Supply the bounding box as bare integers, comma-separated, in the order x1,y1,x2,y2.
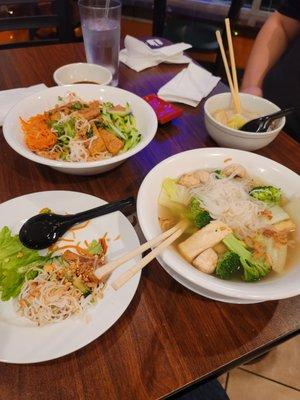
0,43,299,400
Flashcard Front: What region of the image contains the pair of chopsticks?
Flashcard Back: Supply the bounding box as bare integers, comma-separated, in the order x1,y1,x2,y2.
215,18,241,114
95,219,189,290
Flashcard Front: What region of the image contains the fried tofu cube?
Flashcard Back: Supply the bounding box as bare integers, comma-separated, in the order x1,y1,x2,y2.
178,220,232,263
98,128,124,155
78,101,101,120
62,250,79,262
89,136,106,156
192,248,218,274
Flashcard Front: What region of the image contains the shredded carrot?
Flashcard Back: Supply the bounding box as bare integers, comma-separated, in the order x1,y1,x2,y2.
69,220,90,232
48,222,108,257
49,244,90,255
56,238,75,243
100,237,108,254
20,115,57,151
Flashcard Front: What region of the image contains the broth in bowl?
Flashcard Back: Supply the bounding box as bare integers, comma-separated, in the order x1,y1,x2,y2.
213,108,259,130
158,163,297,283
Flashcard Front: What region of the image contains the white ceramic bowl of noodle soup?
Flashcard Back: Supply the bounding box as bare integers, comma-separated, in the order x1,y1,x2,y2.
3,84,158,175
204,93,285,151
137,148,300,302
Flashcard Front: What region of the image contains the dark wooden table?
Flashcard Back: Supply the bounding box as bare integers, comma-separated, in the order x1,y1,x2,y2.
0,42,299,400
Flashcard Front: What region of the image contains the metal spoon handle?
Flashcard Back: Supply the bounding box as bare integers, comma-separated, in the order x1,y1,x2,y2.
67,197,135,225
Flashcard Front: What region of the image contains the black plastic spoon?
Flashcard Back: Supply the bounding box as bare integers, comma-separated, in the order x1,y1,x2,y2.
239,107,296,133
19,197,135,250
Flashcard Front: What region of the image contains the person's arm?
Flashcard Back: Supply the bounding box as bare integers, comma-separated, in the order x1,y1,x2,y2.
241,11,300,96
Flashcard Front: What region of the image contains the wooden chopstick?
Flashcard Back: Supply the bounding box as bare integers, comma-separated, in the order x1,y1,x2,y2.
94,221,185,280
215,30,239,113
111,220,189,290
225,18,241,113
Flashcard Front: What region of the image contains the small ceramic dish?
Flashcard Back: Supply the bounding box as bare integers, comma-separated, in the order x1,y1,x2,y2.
53,62,112,86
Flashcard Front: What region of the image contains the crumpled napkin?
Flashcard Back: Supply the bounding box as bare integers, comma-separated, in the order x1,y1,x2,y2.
158,62,220,107
0,84,47,126
119,35,192,72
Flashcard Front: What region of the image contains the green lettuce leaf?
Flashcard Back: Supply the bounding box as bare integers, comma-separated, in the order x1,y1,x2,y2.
0,227,48,301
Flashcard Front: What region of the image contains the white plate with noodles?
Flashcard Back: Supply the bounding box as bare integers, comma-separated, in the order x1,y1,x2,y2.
137,148,300,302
3,84,158,175
0,191,141,364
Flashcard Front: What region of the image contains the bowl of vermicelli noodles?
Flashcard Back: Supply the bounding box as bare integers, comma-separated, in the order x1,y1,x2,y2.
3,85,158,175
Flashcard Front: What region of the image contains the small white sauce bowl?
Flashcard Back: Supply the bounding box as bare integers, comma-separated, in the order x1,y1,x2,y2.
204,93,285,151
53,62,112,86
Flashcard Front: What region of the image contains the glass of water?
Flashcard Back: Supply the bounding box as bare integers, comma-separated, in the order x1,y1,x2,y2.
79,0,121,87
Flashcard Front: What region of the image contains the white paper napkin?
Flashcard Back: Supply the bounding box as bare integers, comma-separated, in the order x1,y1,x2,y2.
158,62,220,107
0,84,47,126
119,35,192,72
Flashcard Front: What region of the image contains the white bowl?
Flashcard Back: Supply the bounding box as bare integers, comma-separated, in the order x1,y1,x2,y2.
53,62,112,86
156,256,263,304
137,148,300,302
204,93,285,151
3,84,158,175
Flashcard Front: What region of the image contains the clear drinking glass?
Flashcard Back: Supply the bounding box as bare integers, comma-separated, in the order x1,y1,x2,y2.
79,0,121,87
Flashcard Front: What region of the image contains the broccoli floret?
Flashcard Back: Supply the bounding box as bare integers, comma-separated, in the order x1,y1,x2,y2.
194,210,212,228
185,197,212,228
186,197,202,219
249,186,281,205
215,251,241,279
222,233,270,281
